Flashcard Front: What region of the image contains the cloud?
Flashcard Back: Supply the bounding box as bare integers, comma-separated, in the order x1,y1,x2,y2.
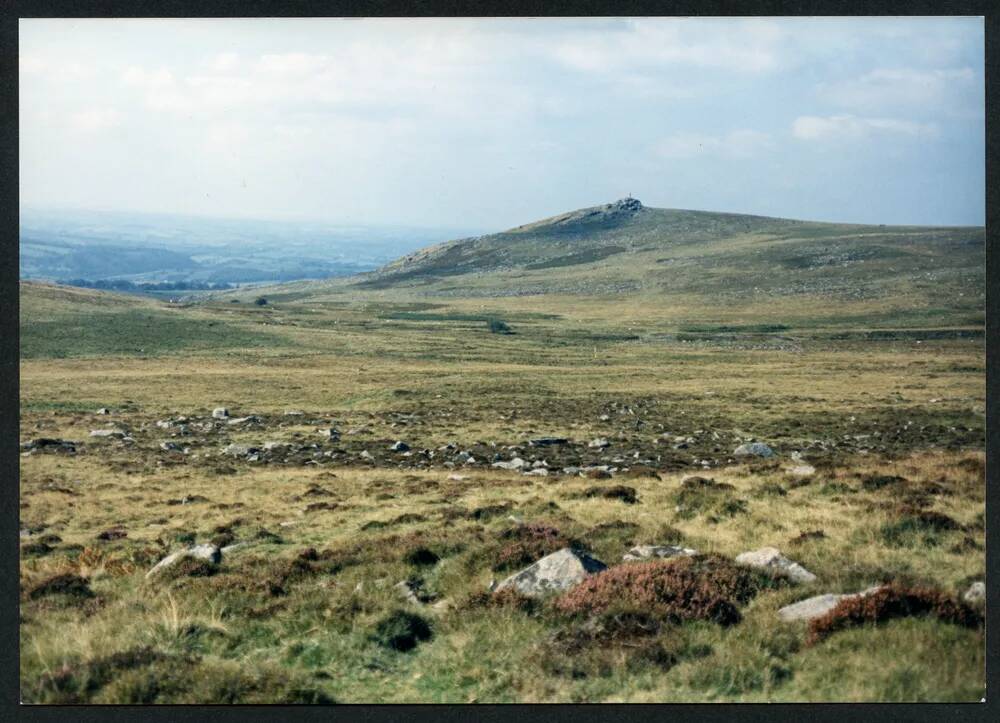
550,19,785,74
655,129,773,159
792,114,938,141
819,67,978,112
68,108,122,132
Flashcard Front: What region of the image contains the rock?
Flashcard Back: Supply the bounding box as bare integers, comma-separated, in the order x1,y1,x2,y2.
588,438,610,449
493,547,607,598
284,410,304,416
492,457,526,471
319,428,341,439
622,545,698,562
262,441,287,451
146,544,222,578
360,450,374,460
159,441,183,452
529,437,569,447
599,414,611,421
963,581,985,605
96,407,111,415
447,474,467,481
390,441,411,452
395,580,424,606
789,464,816,476
89,429,124,438
524,468,549,477
778,586,886,621
222,444,254,457
734,442,775,458
735,547,816,584
212,407,230,419
226,416,258,426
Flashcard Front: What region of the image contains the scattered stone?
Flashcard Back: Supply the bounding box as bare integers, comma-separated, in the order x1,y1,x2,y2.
395,580,424,606
963,581,985,606
145,544,222,579
789,464,816,477
735,547,816,584
493,547,607,598
360,450,374,461
734,442,775,458
447,474,467,481
21,438,77,454
222,444,253,457
529,437,569,447
390,441,411,452
588,438,610,449
319,428,341,439
622,545,698,562
212,407,230,419
89,429,125,439
96,407,111,415
524,468,549,477
492,457,526,471
284,410,305,416
160,441,183,452
777,586,886,622
226,416,259,426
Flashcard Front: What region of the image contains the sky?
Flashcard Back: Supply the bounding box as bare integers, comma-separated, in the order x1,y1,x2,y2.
19,17,985,230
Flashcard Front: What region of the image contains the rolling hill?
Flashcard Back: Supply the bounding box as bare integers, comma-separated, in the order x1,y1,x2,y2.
350,198,984,309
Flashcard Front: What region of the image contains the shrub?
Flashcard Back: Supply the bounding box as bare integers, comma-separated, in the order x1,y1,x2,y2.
370,610,433,652
880,510,961,547
672,477,745,521
583,485,638,504
554,554,774,626
254,297,268,306
493,523,574,571
861,474,907,491
463,588,538,614
487,318,512,334
807,584,984,645
27,573,94,600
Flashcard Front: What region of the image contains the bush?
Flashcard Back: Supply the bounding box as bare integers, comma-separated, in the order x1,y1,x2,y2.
487,318,512,334
554,554,774,626
370,610,433,652
464,588,539,614
807,584,983,645
254,297,268,306
880,510,961,547
493,523,574,572
583,485,638,504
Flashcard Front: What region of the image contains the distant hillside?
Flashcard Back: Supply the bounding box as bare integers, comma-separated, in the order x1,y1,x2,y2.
347,199,984,316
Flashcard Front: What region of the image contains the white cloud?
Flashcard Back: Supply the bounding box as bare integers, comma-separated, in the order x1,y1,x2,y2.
819,67,977,111
792,114,938,141
550,19,785,74
68,108,122,132
655,129,773,159
209,52,240,72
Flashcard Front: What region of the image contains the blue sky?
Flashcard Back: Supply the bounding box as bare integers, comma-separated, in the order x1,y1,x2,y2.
19,17,984,229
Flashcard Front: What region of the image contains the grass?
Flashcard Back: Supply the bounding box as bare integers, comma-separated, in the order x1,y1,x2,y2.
18,262,985,702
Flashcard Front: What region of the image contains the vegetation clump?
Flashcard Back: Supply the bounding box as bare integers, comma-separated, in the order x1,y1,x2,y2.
493,523,575,572
370,610,433,652
27,573,94,601
582,485,638,504
807,584,984,645
487,318,512,334
880,510,961,547
464,588,539,614
554,554,774,626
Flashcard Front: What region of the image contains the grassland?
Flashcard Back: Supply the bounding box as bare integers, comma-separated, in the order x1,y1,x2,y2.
17,204,987,703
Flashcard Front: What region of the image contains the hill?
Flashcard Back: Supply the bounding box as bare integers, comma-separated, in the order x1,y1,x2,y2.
351,198,984,310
